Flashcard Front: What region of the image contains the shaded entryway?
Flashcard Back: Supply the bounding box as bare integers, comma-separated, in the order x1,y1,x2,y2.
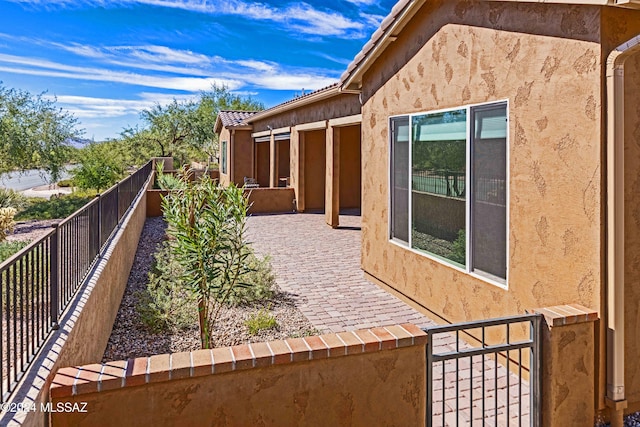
302,129,326,212
338,124,361,213
254,141,270,187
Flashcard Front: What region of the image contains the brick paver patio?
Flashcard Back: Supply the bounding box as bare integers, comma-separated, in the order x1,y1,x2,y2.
247,212,432,332
247,212,532,426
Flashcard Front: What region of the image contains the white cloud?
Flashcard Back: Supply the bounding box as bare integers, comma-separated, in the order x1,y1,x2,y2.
344,0,377,5
0,53,242,91
48,93,198,118
359,12,385,28
7,0,373,37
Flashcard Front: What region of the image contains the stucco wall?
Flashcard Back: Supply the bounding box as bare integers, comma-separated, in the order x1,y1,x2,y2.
624,49,640,408
245,188,295,214
233,129,254,186
251,94,360,132
50,326,427,427
361,1,603,327
339,124,362,210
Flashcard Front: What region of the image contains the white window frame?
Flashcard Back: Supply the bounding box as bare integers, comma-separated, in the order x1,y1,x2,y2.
387,99,509,289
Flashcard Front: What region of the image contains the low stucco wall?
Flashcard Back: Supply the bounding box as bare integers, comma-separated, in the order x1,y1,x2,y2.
246,187,295,214
0,176,151,427
146,189,168,217
49,325,427,427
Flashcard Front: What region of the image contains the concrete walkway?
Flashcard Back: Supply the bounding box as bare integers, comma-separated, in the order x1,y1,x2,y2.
246,212,531,426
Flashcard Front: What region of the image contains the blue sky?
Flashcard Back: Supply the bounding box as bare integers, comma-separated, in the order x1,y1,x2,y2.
0,0,395,141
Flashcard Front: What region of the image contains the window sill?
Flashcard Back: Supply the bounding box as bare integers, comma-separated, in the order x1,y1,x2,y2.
388,239,508,290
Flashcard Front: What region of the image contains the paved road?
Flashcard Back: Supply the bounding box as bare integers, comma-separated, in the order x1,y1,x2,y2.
0,168,73,191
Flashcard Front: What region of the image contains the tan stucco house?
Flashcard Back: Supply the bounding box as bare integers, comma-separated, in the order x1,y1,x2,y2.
337,0,640,421
214,110,258,187
216,85,363,226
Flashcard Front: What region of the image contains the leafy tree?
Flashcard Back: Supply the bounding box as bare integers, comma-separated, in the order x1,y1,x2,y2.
72,142,124,193
0,83,80,181
121,85,264,166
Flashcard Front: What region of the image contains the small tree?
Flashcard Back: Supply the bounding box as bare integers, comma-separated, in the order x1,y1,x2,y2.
162,174,251,348
0,83,80,181
72,142,124,193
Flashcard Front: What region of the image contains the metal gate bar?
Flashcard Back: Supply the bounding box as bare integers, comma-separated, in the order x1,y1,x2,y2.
424,314,541,427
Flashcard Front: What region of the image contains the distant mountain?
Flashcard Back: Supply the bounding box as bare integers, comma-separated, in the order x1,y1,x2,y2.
65,137,93,148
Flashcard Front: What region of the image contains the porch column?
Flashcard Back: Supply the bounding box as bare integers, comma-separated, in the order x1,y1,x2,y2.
291,129,305,212
269,133,277,188
325,125,340,228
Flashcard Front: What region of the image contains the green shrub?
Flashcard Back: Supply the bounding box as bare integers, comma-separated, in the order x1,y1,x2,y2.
0,240,29,264
0,207,17,242
245,308,278,335
15,193,94,220
136,242,197,332
156,173,186,190
226,251,276,306
450,229,466,265
57,179,73,188
0,188,26,210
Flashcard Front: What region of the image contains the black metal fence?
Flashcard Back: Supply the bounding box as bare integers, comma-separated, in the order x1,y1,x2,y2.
1,160,152,404
412,170,466,198
424,314,542,426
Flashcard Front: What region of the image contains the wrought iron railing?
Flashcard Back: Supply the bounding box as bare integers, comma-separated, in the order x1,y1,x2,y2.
0,160,152,403
424,314,542,426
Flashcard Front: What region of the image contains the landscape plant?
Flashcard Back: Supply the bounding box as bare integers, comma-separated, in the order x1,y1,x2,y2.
245,308,278,336
0,240,29,263
137,242,197,332
0,207,17,242
15,192,94,221
72,142,124,193
162,172,252,349
154,162,187,190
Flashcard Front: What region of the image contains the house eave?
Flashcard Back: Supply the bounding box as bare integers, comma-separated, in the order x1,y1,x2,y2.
246,85,341,124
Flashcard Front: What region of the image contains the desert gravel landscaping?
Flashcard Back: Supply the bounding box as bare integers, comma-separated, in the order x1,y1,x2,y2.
102,216,318,362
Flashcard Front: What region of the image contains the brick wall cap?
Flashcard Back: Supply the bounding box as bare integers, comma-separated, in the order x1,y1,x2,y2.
49,323,427,398
532,304,598,327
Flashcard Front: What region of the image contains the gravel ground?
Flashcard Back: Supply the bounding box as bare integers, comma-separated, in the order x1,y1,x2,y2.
102,216,318,362
6,219,59,242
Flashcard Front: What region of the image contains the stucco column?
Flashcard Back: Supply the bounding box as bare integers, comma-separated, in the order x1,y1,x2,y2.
533,304,598,427
291,129,305,212
325,125,340,228
269,133,277,188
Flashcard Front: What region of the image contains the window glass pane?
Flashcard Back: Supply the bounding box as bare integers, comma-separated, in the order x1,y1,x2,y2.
221,140,228,174
471,104,507,279
411,110,466,266
390,117,409,242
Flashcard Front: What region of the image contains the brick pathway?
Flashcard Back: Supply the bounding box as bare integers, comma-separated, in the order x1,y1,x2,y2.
246,212,532,426
247,212,432,332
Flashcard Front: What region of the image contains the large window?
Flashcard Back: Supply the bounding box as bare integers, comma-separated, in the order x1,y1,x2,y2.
390,101,507,283
221,140,228,174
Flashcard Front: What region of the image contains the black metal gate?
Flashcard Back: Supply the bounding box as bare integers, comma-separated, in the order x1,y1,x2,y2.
423,314,542,426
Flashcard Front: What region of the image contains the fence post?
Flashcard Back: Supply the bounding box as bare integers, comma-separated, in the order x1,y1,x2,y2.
97,193,102,249
533,304,598,426
49,224,59,330
531,314,542,427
